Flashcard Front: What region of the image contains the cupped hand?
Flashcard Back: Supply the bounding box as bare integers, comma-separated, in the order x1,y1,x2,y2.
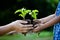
32,23,44,33
10,20,33,34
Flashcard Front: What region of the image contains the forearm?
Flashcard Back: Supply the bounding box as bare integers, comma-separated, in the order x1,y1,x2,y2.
0,24,14,35
41,16,60,29
41,14,55,23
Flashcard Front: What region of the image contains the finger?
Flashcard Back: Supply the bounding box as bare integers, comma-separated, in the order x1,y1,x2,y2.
33,19,40,21
16,29,28,34
22,27,33,32
17,20,28,23
25,27,33,30
33,19,38,22
20,29,29,33
32,26,40,33
32,29,38,33
33,19,41,23
34,24,39,28
24,24,33,28
21,31,28,33
18,31,27,34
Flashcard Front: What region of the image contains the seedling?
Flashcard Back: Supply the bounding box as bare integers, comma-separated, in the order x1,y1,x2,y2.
29,10,39,20
15,8,31,35
29,10,40,36
15,8,39,36
15,8,31,20
29,10,39,27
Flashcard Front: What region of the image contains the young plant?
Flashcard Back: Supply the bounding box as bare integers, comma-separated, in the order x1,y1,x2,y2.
15,8,39,36
15,8,31,20
29,9,39,27
29,10,40,36
29,10,39,20
15,8,31,36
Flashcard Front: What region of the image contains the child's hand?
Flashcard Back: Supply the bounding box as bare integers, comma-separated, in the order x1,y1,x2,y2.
33,19,41,23
32,23,44,33
33,19,45,24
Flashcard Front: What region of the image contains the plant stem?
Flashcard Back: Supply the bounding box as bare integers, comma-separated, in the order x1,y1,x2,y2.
23,17,25,20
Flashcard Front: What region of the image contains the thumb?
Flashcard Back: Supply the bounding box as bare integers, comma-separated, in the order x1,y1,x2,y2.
17,20,28,23
33,19,41,23
32,27,40,33
24,24,33,28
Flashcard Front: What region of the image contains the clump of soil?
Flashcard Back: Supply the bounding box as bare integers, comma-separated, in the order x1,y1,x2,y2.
21,19,38,36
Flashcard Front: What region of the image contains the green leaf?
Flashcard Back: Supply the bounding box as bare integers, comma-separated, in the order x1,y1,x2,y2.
15,8,39,20
19,14,24,18
29,10,39,19
32,10,39,13
15,9,22,14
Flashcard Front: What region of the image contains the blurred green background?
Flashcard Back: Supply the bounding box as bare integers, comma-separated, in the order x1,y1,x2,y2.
0,0,59,40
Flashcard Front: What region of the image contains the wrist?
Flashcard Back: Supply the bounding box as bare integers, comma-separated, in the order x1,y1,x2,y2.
0,23,15,35
5,23,15,31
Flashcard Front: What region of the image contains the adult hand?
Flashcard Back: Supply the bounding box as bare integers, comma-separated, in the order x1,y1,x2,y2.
10,20,33,34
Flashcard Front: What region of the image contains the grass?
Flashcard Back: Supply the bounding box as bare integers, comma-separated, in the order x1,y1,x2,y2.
0,31,53,40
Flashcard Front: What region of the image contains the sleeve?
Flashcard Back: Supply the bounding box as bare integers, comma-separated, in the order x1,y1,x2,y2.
56,2,60,16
